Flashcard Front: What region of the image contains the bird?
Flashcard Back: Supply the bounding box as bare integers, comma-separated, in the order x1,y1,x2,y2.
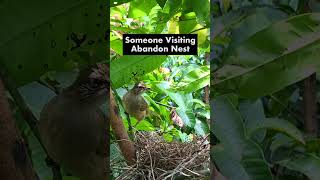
122,82,150,122
38,63,109,180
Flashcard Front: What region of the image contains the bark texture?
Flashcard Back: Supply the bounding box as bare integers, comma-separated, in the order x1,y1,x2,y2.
303,73,318,137
110,90,136,165
0,78,37,180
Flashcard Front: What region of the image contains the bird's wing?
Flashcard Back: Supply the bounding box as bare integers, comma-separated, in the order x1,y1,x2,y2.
139,97,148,111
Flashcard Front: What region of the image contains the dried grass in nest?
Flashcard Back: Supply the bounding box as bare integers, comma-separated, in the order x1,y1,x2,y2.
114,132,210,180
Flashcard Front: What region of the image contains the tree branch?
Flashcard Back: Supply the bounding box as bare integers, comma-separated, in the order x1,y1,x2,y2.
110,89,136,165
0,64,62,180
0,76,38,180
303,73,317,137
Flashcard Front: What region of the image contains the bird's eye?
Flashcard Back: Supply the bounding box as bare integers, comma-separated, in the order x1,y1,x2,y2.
90,79,101,88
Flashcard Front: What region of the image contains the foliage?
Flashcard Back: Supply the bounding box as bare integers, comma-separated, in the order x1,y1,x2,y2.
0,1,106,179
212,0,320,179
110,0,210,178
0,0,106,86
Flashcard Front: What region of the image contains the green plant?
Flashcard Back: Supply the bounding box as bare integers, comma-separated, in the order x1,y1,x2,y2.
212,0,320,179
110,0,210,178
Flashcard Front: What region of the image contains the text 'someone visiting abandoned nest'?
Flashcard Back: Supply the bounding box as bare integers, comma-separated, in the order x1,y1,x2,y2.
113,131,210,180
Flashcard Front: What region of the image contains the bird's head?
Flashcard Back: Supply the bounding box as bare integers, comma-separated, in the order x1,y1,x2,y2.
131,82,150,95
69,63,109,105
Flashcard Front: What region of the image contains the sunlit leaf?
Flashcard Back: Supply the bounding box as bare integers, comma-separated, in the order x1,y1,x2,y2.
176,65,209,93
110,55,166,88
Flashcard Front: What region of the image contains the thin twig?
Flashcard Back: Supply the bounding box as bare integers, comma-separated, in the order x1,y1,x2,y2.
189,27,209,34
154,101,175,109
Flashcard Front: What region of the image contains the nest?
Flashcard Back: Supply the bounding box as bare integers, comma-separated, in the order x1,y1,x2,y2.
113,132,210,180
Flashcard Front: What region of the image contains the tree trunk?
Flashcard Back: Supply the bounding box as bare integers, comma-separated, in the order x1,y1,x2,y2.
303,73,318,137
110,89,136,165
0,78,37,180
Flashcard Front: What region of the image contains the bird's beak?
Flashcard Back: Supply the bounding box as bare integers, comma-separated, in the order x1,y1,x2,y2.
145,87,151,91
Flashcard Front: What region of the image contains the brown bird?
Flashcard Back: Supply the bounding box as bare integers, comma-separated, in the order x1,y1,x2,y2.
38,64,109,180
123,82,149,122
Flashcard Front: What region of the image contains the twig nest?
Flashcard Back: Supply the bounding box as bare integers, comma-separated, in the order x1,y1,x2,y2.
116,131,210,180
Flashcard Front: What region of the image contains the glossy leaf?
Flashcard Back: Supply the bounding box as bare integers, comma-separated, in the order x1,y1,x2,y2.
19,82,56,119
279,154,320,180
110,39,123,55
248,118,305,144
176,106,196,128
162,0,182,17
239,99,266,142
212,95,273,180
176,65,210,93
214,13,320,98
229,7,288,48
128,0,157,18
182,0,209,26
179,13,198,34
157,83,196,128
194,119,209,136
110,55,166,88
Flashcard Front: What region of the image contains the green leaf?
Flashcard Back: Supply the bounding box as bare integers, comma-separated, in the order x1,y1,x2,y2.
239,99,266,142
191,99,208,107
0,0,106,86
212,95,273,180
214,13,320,98
221,0,230,12
279,154,320,180
176,65,210,93
156,83,196,127
176,106,196,128
229,7,288,49
156,0,167,9
270,134,295,153
128,0,158,18
194,119,209,136
110,55,166,88
248,118,305,144
110,0,133,7
178,13,198,34
212,95,246,156
182,0,209,26
213,7,248,39
148,5,169,33
163,133,174,142
110,39,123,55
162,0,182,17
212,145,250,180
135,120,156,131
268,88,297,116
19,82,56,119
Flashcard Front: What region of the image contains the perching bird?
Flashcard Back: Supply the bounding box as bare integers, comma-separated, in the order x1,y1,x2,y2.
122,82,149,122
38,64,109,180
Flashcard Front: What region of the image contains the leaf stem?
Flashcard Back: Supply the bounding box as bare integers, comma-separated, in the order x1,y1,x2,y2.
154,101,175,109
